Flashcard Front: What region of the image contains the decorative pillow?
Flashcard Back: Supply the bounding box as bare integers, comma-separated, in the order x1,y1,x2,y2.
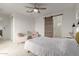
27,31,32,36
27,36,32,39
26,31,41,39
32,32,39,38
18,33,26,37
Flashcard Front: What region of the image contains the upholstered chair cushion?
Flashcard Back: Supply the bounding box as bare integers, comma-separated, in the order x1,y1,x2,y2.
75,32,79,44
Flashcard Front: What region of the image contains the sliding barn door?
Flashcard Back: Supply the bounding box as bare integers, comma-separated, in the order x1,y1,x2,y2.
44,16,53,37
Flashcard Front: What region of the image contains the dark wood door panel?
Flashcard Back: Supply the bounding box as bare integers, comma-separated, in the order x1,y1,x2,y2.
44,16,53,37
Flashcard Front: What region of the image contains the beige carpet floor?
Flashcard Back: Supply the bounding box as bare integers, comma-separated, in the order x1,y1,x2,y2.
0,39,35,56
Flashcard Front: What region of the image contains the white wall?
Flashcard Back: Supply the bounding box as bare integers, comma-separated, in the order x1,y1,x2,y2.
35,17,44,36
12,13,35,42
35,8,76,37
62,9,76,37
0,15,11,40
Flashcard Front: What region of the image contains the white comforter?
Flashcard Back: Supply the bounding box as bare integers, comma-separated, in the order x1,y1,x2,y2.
24,37,79,56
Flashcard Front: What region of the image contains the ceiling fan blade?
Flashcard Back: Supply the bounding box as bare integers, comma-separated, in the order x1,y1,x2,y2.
37,8,47,10
25,6,34,9
26,10,34,13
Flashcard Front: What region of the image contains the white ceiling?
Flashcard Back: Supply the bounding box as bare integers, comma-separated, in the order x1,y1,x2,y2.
0,3,76,18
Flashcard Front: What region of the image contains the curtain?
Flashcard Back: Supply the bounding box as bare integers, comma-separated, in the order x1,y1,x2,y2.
53,15,62,37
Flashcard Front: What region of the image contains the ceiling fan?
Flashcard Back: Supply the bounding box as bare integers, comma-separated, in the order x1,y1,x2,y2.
25,4,47,13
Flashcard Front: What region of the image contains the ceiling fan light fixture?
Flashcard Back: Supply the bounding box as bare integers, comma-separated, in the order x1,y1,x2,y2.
33,9,38,13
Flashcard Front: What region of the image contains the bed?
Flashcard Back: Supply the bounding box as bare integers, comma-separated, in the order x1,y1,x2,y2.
24,37,79,56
